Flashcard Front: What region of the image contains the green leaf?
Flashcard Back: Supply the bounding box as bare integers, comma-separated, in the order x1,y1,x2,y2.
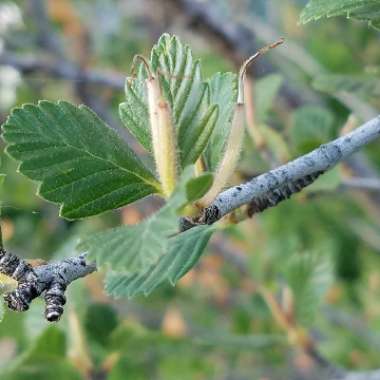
313,73,380,100
2,101,159,219
2,327,82,380
83,167,193,272
204,72,237,171
186,173,213,202
105,225,214,298
254,74,284,123
290,106,334,155
284,252,333,326
300,0,380,30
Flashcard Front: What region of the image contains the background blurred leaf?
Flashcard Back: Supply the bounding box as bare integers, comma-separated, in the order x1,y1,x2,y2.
254,74,284,123
84,303,118,348
283,252,334,326
2,327,82,380
304,167,342,192
313,73,380,100
300,0,380,30
290,105,334,155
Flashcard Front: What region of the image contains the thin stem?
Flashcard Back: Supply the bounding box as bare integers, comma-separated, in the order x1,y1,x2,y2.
131,54,154,79
237,38,284,104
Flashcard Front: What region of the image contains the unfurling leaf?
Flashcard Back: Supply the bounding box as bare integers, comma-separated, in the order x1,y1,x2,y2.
120,34,219,167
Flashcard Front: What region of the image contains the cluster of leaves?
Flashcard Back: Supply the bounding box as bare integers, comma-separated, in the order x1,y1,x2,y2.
1,34,239,297
1,0,380,377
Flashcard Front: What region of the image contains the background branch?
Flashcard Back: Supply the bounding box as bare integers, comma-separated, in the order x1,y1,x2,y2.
0,52,124,90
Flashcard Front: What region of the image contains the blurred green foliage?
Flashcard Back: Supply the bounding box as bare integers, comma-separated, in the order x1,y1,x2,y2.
0,0,380,379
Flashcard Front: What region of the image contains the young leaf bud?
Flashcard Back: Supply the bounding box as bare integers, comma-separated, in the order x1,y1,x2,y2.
133,55,178,197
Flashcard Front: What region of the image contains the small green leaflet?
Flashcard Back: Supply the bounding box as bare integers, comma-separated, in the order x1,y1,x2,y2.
120,34,220,167
300,0,380,30
83,167,193,272
186,173,213,202
1,101,160,219
105,225,215,298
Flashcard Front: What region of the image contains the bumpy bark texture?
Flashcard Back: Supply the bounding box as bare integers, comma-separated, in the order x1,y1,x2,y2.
0,249,96,321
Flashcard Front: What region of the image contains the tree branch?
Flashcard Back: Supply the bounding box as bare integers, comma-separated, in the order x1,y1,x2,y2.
332,370,380,380
199,115,380,225
342,177,380,192
1,248,95,322
2,115,379,321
